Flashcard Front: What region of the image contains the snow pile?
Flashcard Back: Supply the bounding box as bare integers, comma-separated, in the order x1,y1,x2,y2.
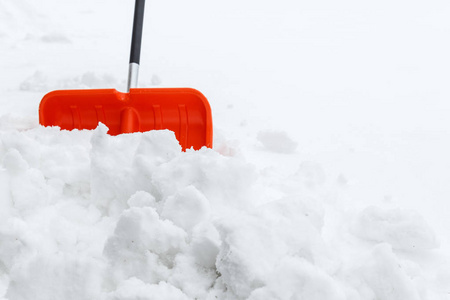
2,0,450,298
0,124,448,299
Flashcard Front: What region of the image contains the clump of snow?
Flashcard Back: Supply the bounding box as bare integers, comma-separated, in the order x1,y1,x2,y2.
352,206,439,251
214,195,329,299
103,205,187,287
161,185,210,233
257,130,298,153
357,244,423,300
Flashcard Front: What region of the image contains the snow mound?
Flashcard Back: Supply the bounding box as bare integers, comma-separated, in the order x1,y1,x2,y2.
0,124,447,299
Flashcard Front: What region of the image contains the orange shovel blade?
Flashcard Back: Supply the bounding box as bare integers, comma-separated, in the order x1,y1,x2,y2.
39,88,213,150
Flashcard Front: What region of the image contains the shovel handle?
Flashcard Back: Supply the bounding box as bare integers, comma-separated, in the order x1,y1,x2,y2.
127,0,146,91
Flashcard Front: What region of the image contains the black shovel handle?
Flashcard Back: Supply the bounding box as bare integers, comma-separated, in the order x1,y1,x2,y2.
130,0,146,65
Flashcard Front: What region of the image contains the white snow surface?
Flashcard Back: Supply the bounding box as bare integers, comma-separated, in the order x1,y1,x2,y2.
1,0,450,299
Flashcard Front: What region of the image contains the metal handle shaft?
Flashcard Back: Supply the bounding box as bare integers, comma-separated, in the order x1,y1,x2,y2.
127,0,146,91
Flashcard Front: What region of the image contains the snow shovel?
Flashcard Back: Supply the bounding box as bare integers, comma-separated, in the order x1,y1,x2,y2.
39,0,212,150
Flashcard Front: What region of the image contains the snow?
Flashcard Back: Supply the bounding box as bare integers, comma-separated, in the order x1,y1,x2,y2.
1,0,450,299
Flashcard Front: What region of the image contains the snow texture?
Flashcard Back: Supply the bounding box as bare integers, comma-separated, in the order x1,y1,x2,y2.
1,0,450,299
0,125,447,299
